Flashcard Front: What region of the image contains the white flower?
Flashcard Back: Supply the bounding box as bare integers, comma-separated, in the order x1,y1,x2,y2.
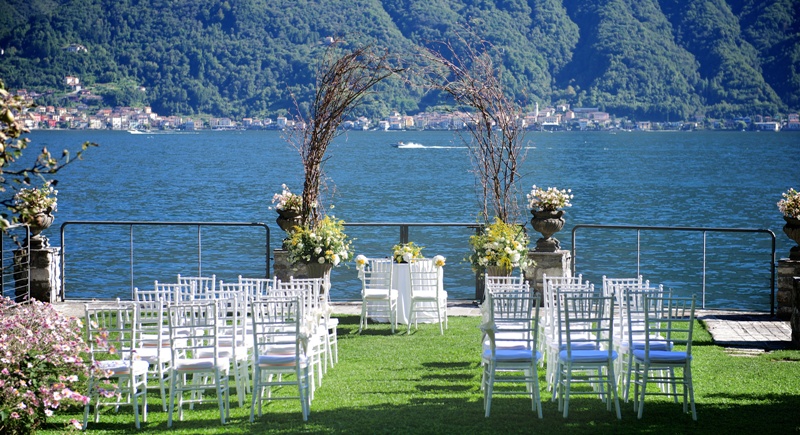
314,247,322,254
433,255,446,268
333,254,341,266
355,254,368,270
403,252,413,263
317,257,325,264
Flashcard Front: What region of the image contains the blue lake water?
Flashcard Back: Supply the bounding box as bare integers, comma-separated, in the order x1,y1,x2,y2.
26,129,799,311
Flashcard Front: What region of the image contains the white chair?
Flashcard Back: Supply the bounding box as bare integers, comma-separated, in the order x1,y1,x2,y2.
554,294,621,419
250,296,311,422
544,281,594,391
481,290,542,418
632,294,697,420
83,301,149,430
167,301,230,427
359,258,399,333
407,259,448,334
209,293,251,408
132,299,171,411
617,284,670,402
272,279,325,397
292,276,339,370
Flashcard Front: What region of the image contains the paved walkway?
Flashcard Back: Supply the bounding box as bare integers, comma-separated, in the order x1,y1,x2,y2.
51,300,792,352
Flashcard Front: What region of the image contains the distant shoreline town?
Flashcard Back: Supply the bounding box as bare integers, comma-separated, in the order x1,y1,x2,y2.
11,86,800,133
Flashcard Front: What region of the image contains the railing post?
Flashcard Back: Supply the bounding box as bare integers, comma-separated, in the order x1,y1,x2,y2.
399,225,409,245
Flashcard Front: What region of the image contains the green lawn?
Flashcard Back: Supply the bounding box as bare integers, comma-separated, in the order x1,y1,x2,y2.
42,315,800,434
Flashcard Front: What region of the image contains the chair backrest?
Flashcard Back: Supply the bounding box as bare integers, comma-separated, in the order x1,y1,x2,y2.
487,290,540,343
271,279,318,319
618,283,668,341
137,281,182,303
486,274,529,294
409,260,440,297
558,294,614,358
361,258,394,293
602,275,645,298
250,297,304,358
642,294,696,356
177,274,216,300
167,301,221,363
238,276,276,300
85,301,138,362
133,299,167,350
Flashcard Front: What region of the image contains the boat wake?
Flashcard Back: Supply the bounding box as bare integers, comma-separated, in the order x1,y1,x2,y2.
392,141,466,149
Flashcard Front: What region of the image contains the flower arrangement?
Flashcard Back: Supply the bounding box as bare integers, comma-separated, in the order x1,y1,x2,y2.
285,215,352,266
468,218,529,270
12,182,57,223
778,187,800,219
0,297,95,434
392,242,424,263
527,185,573,211
433,255,446,268
270,184,304,213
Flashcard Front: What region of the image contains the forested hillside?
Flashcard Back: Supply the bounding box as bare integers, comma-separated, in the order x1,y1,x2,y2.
0,0,796,121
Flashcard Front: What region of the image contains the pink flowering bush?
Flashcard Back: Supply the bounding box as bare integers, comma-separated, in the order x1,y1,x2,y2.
0,297,93,434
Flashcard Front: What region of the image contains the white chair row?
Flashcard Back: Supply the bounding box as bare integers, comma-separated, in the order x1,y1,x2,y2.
358,257,447,335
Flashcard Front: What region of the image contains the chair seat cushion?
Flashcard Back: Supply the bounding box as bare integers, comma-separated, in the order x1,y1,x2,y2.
633,350,689,364
620,340,672,352
482,348,542,363
257,354,308,367
363,289,398,300
559,349,618,363
97,359,149,376
174,357,230,371
133,347,170,363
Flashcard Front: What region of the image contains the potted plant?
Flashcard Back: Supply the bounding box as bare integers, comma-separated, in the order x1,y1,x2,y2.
270,184,307,233
468,218,529,276
284,215,353,279
527,185,573,252
12,182,57,248
392,241,424,263
778,187,800,260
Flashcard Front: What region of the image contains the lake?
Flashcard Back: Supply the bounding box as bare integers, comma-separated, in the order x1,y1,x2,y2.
25,129,799,311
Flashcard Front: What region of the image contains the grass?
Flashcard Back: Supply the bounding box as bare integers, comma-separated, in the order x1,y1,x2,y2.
41,315,800,434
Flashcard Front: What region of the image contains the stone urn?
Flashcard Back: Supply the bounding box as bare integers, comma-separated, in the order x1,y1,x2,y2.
305,262,333,294
23,211,54,249
275,208,302,233
531,209,565,252
485,265,512,277
784,216,800,260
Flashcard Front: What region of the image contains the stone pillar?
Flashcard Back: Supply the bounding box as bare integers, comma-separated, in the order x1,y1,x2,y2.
792,276,800,349
272,249,314,281
523,250,572,296
777,259,800,320
14,247,62,303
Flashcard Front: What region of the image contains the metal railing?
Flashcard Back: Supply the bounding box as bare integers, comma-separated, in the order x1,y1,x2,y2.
1,224,30,302
571,224,776,314
60,221,271,300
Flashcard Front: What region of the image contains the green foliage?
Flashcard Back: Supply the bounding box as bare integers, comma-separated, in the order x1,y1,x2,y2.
0,0,796,120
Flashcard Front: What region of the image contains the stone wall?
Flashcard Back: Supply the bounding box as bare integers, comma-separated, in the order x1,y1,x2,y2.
14,247,62,303
792,276,800,349
523,250,572,295
777,258,800,319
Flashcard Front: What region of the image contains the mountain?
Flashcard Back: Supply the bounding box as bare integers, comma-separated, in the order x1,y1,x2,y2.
0,0,796,121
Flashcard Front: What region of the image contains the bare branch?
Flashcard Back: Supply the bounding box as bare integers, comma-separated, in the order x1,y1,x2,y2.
417,28,528,224
286,41,402,226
